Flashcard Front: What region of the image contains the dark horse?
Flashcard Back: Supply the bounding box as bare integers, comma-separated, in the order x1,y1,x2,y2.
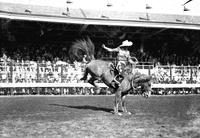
69,38,152,115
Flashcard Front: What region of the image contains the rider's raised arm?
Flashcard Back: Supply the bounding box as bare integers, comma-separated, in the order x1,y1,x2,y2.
102,44,119,52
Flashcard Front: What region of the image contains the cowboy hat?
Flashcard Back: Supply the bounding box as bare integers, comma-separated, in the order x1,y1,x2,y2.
119,40,133,47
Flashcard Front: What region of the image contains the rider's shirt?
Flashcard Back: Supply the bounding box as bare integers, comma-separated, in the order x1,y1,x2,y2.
117,49,130,61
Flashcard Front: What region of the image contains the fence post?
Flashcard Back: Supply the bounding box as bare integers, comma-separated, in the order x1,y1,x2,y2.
60,64,64,95
61,65,64,83
190,66,193,82
9,62,14,95
36,62,40,95
170,65,172,81
148,65,151,75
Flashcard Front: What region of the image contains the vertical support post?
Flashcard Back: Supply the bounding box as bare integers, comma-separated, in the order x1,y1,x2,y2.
60,64,64,95
190,66,193,82
170,65,172,81
9,62,13,83
36,62,40,95
10,61,14,95
61,65,64,83
148,65,151,75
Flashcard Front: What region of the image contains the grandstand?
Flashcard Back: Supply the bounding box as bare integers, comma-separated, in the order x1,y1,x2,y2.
1,0,200,95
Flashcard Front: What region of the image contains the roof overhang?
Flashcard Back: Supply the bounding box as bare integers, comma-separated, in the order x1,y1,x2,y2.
1,2,200,30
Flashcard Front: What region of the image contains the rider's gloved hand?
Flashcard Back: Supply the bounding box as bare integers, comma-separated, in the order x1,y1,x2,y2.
102,44,106,49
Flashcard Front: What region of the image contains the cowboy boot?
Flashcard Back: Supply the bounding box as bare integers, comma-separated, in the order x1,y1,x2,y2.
113,74,123,87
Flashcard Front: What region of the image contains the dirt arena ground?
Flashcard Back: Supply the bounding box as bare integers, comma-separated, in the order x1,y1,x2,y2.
0,95,199,138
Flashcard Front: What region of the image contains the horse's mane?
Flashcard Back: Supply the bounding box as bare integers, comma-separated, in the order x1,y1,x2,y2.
69,37,95,62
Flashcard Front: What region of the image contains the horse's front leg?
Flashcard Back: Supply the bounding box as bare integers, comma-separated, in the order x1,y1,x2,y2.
114,90,122,116
142,89,152,98
88,77,101,94
121,95,131,115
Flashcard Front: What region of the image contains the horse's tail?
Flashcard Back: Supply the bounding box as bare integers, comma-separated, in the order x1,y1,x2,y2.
69,37,95,62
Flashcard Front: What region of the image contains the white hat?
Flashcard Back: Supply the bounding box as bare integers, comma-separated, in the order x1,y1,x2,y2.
119,40,133,47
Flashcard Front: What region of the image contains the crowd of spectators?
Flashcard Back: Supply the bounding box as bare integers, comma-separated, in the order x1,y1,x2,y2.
0,87,107,95
150,65,200,84
1,42,200,66
1,87,200,95
1,42,200,95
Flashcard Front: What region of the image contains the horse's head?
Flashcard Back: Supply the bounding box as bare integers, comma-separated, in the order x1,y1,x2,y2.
132,73,152,98
140,80,152,98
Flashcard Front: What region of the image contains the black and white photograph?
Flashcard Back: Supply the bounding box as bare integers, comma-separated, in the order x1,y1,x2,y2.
0,0,200,137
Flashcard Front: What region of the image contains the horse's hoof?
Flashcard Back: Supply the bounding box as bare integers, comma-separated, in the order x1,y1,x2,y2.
113,112,122,116
146,94,151,98
127,112,132,115
143,93,150,98
118,113,123,116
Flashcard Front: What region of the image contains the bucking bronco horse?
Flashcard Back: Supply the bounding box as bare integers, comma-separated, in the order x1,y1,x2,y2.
69,38,153,115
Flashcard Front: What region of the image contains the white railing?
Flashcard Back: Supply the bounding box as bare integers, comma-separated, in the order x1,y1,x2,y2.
1,61,200,88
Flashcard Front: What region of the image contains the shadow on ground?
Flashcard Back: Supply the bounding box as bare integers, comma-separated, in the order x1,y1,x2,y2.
50,104,113,113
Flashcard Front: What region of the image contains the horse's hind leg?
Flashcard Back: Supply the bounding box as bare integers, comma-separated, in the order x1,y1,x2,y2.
88,77,97,86
80,68,89,81
114,90,122,116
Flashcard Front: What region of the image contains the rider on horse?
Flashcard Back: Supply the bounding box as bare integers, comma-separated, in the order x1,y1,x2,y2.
102,40,138,85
